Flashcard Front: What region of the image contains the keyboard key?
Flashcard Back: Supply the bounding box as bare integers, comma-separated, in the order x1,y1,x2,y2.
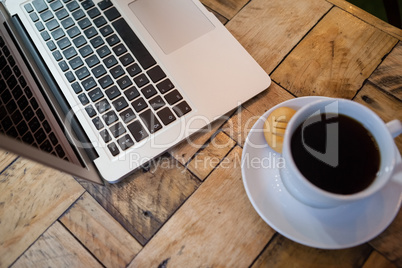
147,65,166,83
117,134,134,150
88,87,104,102
75,66,90,80
78,93,89,105
117,75,132,90
99,129,111,143
149,95,165,111
127,63,141,77
51,28,65,40
112,96,128,111
107,142,119,156
65,71,75,82
59,60,69,71
91,64,107,78
73,35,87,47
102,110,118,125
88,7,101,19
41,11,54,22
106,34,120,46
98,74,113,89
72,9,85,21
96,45,111,58
95,99,111,113
50,1,63,11
103,55,117,68
119,53,134,66
71,82,83,93
56,8,68,20
110,65,124,79
79,45,94,57
173,101,192,117
82,0,95,10
110,122,126,138
156,79,174,94
113,43,126,56
78,18,91,29
57,37,71,50
61,17,75,29
139,109,162,134
105,7,121,21
32,0,48,13
99,25,113,37
141,84,157,99
85,105,97,117
69,57,83,69
35,21,45,31
98,0,113,10
164,89,183,105
134,74,149,88
128,120,148,142
120,108,136,123
132,97,147,112
66,1,79,12
30,13,39,22
85,54,99,67
92,116,104,130
94,16,107,28
24,3,34,13
82,77,96,90
84,26,98,39
63,47,77,59
124,86,140,101
105,86,120,100
67,26,80,38
90,36,104,48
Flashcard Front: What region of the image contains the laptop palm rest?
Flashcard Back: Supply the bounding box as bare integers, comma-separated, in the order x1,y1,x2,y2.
129,0,215,54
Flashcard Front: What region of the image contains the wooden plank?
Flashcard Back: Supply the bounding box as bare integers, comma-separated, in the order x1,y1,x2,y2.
226,0,332,74
169,117,228,165
59,192,142,268
369,41,402,101
129,146,276,267
201,0,249,20
327,0,402,41
78,154,200,245
0,158,84,268
187,131,236,181
362,250,398,268
11,221,101,268
222,83,294,146
354,82,402,152
271,7,398,99
0,150,17,173
251,234,372,268
369,209,402,267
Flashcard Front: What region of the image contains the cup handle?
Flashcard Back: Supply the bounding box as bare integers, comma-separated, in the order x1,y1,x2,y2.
386,119,402,138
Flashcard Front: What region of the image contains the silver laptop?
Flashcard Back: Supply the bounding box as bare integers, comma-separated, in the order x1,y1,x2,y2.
0,0,270,184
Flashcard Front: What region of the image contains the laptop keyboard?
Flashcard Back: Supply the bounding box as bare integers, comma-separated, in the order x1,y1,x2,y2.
24,0,192,157
0,35,68,160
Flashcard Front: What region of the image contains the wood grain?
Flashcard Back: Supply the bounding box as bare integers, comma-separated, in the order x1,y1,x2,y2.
369,209,402,267
0,150,17,173
327,0,402,41
11,221,101,268
226,0,332,74
362,250,398,268
59,192,142,268
129,146,276,267
187,131,236,180
0,158,84,267
252,234,372,268
354,82,402,152
222,82,294,146
78,154,200,245
271,7,398,99
169,117,228,165
201,0,249,20
369,41,402,101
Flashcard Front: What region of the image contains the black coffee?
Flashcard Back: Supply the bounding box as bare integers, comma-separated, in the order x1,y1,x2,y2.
291,113,380,195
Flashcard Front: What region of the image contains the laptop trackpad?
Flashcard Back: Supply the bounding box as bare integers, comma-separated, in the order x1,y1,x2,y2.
129,0,215,54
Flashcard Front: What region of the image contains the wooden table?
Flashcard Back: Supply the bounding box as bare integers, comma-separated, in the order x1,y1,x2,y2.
1,0,401,267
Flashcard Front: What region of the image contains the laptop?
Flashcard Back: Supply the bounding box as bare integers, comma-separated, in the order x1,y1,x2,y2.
0,0,270,184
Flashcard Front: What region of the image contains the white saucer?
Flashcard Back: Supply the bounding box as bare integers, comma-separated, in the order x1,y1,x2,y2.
241,96,402,249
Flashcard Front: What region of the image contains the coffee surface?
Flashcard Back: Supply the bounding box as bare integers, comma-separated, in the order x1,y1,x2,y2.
291,113,380,195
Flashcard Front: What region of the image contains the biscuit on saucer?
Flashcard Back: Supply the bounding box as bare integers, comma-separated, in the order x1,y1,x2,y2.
263,106,296,153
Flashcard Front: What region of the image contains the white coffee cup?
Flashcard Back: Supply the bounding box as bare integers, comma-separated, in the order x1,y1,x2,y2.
280,98,402,208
